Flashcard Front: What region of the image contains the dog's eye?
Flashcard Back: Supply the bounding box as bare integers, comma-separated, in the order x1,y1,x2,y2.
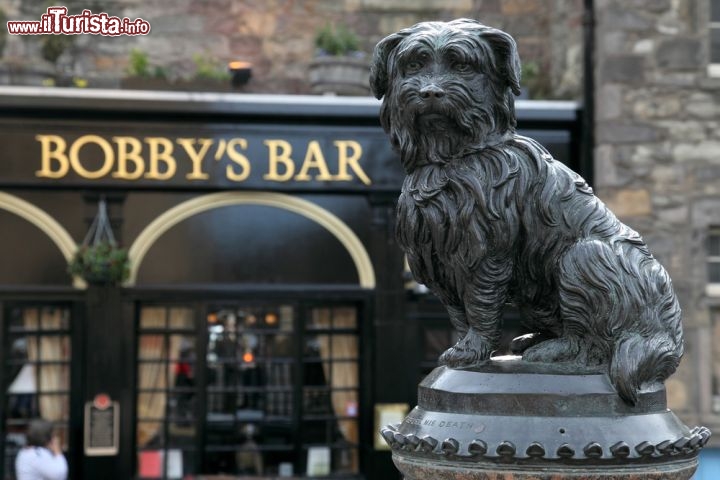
406,60,423,72
453,62,472,73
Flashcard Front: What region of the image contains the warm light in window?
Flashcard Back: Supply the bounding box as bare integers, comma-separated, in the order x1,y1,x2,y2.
243,351,254,363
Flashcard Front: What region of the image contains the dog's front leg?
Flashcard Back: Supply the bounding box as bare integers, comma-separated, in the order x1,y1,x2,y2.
439,258,511,367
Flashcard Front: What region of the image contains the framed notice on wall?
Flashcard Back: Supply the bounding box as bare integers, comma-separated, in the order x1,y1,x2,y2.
84,393,119,456
374,403,409,450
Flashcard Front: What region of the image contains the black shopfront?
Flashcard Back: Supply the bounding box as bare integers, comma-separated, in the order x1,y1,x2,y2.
0,88,583,480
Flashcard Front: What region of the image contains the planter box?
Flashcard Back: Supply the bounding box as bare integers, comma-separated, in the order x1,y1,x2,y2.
121,77,233,92
173,78,232,92
120,77,174,91
308,55,371,96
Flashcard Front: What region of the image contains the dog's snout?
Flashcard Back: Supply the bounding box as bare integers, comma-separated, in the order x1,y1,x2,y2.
419,84,445,99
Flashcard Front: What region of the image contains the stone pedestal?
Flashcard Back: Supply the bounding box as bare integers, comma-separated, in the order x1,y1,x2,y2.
382,358,709,480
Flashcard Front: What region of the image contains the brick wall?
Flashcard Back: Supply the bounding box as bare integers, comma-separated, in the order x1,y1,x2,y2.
594,0,720,438
0,0,583,98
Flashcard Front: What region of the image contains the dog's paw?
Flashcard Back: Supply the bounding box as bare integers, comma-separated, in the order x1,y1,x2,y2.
522,337,580,363
439,330,493,367
509,332,555,354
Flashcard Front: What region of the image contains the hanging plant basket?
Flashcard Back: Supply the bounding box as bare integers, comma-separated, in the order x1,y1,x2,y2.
68,241,129,286
67,198,130,286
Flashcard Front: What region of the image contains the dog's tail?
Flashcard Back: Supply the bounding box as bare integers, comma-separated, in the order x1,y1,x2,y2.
560,238,683,406
610,330,682,405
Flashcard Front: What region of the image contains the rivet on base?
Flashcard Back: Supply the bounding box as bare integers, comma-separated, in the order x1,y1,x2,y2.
442,438,459,455
557,444,575,459
583,442,603,459
610,441,630,458
496,441,516,458
418,435,438,453
635,441,654,457
468,440,487,457
526,442,546,458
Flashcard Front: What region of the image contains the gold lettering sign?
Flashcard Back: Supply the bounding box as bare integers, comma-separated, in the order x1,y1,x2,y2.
35,134,372,186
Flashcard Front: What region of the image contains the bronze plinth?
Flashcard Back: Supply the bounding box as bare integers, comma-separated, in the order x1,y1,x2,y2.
382,360,707,480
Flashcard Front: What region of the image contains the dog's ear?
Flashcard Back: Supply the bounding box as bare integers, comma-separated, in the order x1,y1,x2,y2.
482,28,522,96
370,29,412,100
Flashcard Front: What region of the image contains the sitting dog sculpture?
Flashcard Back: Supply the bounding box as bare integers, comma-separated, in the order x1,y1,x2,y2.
370,19,683,405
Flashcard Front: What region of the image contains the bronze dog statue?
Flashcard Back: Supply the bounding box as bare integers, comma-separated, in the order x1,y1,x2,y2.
370,19,683,405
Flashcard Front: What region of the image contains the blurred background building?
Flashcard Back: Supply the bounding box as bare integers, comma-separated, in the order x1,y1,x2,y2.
0,0,718,479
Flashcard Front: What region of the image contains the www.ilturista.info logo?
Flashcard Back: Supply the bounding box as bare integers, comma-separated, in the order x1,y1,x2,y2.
7,6,150,36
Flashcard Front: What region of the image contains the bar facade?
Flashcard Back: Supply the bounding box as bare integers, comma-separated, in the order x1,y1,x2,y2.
0,88,582,480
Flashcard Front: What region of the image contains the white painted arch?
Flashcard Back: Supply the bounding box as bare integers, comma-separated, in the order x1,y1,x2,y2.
0,192,85,289
127,191,376,288
0,192,77,260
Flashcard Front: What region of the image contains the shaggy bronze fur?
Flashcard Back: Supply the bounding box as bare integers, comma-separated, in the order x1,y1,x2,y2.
370,19,683,405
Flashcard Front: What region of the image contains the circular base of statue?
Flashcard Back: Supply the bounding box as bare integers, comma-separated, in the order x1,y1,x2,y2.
381,358,710,480
394,455,697,480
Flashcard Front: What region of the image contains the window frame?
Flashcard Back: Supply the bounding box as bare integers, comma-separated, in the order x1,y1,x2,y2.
1,300,78,480
709,0,720,77
133,295,368,480
706,228,720,296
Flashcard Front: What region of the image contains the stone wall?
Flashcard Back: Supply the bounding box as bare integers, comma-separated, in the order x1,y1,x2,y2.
594,0,720,439
0,0,583,98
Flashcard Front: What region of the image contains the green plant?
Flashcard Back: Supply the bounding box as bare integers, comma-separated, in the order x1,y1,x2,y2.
126,48,167,78
520,60,550,99
68,241,130,286
41,35,74,65
314,23,360,56
192,53,231,81
0,9,7,57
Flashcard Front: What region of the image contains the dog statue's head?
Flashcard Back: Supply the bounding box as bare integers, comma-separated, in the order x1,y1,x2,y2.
370,19,522,172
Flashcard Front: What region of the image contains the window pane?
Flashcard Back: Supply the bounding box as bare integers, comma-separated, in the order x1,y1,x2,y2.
266,390,293,417
37,367,69,392
35,395,69,421
40,307,69,330
169,307,194,329
140,307,167,329
138,392,167,420
6,394,39,419
169,334,194,361
712,28,720,64
709,233,720,256
308,308,332,330
332,389,359,415
265,334,293,357
303,386,332,414
137,422,164,447
331,362,358,388
332,307,357,329
712,310,720,406
302,420,333,444
337,419,359,444
330,336,358,360
139,335,166,359
709,262,720,283
38,335,70,361
15,308,39,331
333,446,359,474
309,335,331,359
713,0,720,22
